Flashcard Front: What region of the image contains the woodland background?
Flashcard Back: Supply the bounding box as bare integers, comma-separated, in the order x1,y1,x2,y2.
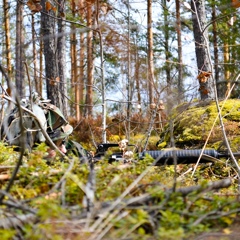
1,0,240,239
1,0,240,145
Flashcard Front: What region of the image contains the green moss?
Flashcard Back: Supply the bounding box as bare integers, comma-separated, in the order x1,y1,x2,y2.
161,99,240,148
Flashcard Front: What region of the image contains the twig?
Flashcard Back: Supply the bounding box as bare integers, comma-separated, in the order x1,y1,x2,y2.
0,64,26,203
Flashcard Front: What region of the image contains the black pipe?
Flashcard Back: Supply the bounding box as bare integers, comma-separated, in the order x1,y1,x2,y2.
140,149,240,165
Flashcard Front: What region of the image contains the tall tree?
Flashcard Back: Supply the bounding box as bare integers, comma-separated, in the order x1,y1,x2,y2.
75,0,86,119
85,0,94,117
211,2,220,96
15,0,25,97
57,0,68,116
175,0,183,101
32,15,40,94
147,0,154,105
162,0,171,94
3,0,12,78
191,0,211,100
41,0,61,107
70,0,78,117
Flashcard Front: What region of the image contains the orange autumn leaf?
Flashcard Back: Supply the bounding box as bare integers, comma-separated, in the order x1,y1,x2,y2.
27,0,37,11
6,88,11,96
52,6,57,12
45,1,52,11
197,71,212,83
231,0,240,8
50,78,56,86
27,0,42,13
199,86,209,95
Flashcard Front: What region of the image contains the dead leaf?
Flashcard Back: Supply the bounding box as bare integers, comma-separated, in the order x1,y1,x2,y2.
6,88,11,96
27,0,42,13
199,86,209,95
197,71,212,83
45,1,52,11
231,0,240,8
50,78,56,86
52,6,57,12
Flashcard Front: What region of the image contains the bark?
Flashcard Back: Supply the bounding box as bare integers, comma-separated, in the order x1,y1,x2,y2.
212,4,221,97
57,0,68,116
75,0,85,119
223,42,230,96
70,0,80,119
162,0,171,94
147,0,154,104
3,0,12,78
191,0,211,100
85,1,94,117
79,29,85,118
41,0,61,107
78,0,85,118
39,40,43,95
134,42,141,110
32,15,40,94
15,1,25,97
176,0,183,101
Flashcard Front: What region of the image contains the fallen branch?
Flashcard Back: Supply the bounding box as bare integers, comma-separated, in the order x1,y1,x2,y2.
77,178,232,220
0,213,36,229
125,178,232,207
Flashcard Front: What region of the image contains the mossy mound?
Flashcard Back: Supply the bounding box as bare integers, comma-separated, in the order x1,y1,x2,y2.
158,99,240,151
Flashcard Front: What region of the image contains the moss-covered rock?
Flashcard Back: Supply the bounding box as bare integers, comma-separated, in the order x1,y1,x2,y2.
158,99,240,151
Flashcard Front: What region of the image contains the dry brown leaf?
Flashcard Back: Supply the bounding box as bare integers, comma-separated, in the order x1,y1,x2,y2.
50,78,56,86
197,71,212,83
27,0,42,13
231,0,240,8
6,88,11,96
199,86,209,95
45,1,52,11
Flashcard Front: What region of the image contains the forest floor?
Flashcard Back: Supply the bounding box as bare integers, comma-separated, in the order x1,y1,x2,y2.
192,217,240,240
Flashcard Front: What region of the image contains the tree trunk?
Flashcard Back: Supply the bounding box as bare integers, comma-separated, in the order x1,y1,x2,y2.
212,4,220,97
176,0,183,102
191,0,211,100
79,30,85,118
78,0,85,119
162,0,171,94
41,0,61,107
147,0,154,104
39,39,43,95
15,0,25,97
57,0,68,116
134,42,141,110
3,0,12,78
85,1,94,117
70,0,78,117
32,15,39,94
223,42,230,96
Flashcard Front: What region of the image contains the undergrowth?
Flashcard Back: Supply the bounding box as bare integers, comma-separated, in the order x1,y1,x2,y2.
0,142,239,239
